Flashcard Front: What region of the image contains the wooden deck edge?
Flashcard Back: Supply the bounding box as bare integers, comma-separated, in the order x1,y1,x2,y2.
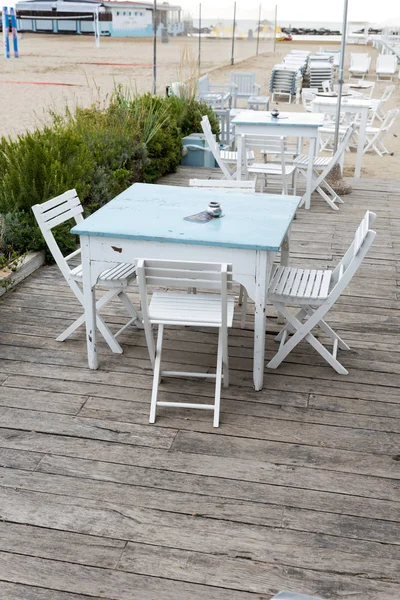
0,251,46,297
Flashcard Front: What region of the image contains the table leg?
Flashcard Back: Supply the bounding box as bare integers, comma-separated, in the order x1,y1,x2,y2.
81,236,98,370
253,251,270,391
304,136,317,210
355,108,367,178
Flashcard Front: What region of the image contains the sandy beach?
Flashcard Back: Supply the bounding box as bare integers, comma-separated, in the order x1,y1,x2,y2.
0,34,399,179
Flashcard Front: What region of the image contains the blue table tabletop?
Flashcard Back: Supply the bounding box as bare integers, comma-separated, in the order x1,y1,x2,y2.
232,110,325,127
71,183,301,252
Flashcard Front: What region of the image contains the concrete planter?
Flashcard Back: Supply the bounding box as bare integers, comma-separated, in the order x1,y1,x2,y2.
0,250,46,297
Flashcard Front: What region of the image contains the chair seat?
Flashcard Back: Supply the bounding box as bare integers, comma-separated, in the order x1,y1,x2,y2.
149,292,235,326
294,154,331,168
248,163,297,176
70,262,137,283
269,265,332,302
221,150,254,162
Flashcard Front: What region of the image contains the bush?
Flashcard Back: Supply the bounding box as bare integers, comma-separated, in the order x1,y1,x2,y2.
0,90,220,261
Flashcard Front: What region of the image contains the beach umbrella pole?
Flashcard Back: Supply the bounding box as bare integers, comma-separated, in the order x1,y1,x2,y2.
333,0,349,153
153,0,157,94
198,3,201,73
256,4,261,55
231,1,236,65
327,0,352,195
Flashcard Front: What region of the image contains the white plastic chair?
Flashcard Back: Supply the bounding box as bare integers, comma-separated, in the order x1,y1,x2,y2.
201,115,254,179
267,211,377,374
349,53,371,79
302,88,318,112
237,134,297,195
294,124,356,210
376,54,397,81
137,259,235,428
322,80,332,93
362,108,399,156
230,72,261,107
32,190,141,353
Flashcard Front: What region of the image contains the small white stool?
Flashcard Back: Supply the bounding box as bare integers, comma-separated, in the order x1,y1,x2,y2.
247,95,270,110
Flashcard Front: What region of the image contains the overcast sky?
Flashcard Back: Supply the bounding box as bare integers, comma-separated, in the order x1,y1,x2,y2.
182,0,398,24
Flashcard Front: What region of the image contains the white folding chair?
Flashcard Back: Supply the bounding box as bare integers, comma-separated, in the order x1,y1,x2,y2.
32,190,141,354
294,124,356,210
375,85,395,121
237,134,297,195
267,211,377,374
136,259,235,428
362,108,399,156
302,88,319,112
201,115,254,179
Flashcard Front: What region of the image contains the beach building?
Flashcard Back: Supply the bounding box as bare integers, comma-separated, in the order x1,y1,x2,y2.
14,0,184,37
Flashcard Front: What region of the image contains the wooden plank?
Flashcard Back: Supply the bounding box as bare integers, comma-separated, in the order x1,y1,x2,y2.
1,429,399,499
0,582,99,600
0,448,44,471
0,407,176,450
117,542,400,598
0,522,125,568
0,552,261,600
0,387,85,415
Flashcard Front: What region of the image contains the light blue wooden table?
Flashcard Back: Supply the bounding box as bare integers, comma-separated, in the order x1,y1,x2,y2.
232,110,325,210
72,183,301,390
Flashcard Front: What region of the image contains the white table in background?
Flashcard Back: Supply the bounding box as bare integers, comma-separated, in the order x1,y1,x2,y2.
71,183,301,392
311,97,372,178
232,110,325,210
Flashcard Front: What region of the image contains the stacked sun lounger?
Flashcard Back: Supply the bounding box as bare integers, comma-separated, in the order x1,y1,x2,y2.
282,51,310,75
269,64,303,103
308,57,334,91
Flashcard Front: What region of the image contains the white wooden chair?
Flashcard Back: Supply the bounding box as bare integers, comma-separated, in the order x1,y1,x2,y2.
349,53,371,79
32,190,141,353
267,211,377,374
361,108,399,156
376,54,397,81
294,124,356,210
322,80,332,93
197,73,234,108
302,88,318,112
230,72,261,107
375,85,395,121
201,115,254,179
137,259,235,428
237,134,297,195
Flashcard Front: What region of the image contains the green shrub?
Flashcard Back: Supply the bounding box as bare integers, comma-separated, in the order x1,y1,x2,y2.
0,91,221,261
0,124,94,214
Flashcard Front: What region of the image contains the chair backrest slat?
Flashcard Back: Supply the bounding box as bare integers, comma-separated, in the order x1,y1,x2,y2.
137,259,232,292
197,74,210,94
189,178,256,191
32,189,84,283
331,211,377,294
230,72,256,95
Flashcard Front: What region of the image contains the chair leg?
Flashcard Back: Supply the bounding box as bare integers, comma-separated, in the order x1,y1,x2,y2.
213,330,223,427
117,291,143,328
149,324,164,424
240,288,248,329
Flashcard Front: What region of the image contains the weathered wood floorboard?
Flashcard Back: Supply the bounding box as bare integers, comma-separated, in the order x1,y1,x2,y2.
0,168,399,598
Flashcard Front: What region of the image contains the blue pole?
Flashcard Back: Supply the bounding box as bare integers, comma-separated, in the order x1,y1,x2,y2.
2,6,10,58
10,7,19,57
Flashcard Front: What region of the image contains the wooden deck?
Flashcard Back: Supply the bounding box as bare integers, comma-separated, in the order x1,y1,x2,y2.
0,167,399,600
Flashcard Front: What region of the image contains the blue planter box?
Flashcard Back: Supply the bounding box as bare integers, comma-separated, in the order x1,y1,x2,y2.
181,133,217,168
